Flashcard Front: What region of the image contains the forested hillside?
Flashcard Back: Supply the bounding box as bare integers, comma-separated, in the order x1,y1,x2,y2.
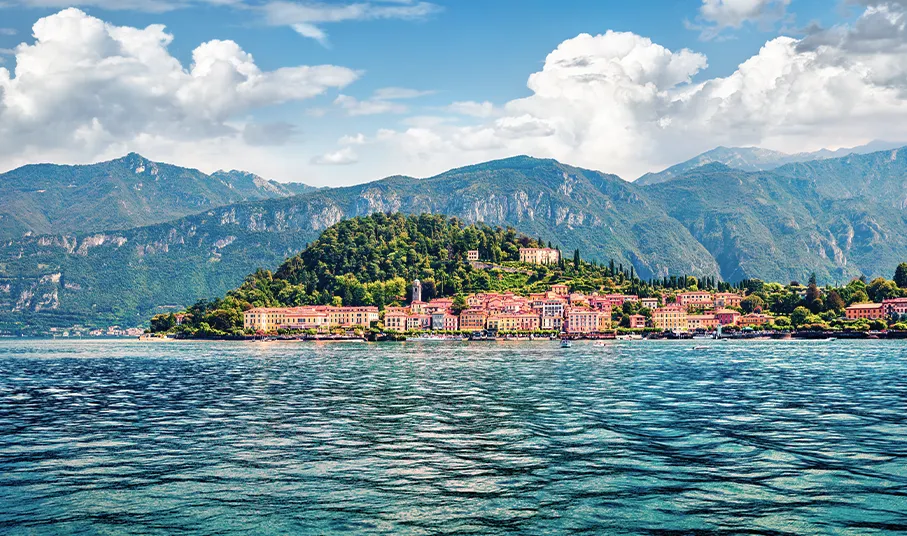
0,153,313,240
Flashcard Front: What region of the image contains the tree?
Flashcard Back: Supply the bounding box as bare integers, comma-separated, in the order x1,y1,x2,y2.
868,277,899,302
791,306,810,327
573,249,581,270
802,281,822,313
808,273,818,286
895,263,907,288
825,291,845,313
741,295,765,314
206,309,240,332
451,295,468,315
805,283,821,304
150,313,176,333
421,279,438,302
849,290,870,305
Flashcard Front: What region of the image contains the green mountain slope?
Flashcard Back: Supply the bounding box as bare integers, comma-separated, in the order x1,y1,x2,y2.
644,158,907,283
0,153,314,240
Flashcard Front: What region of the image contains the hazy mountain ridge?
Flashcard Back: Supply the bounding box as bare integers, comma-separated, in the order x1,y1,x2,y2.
0,153,315,240
637,141,906,186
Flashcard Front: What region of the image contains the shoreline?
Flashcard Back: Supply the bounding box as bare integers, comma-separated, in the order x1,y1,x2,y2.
132,330,905,343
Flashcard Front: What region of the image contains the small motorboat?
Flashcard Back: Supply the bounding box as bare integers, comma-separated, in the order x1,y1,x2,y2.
593,341,607,347
561,339,572,348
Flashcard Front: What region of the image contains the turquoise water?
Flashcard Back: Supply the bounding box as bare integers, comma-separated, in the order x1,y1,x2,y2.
0,339,905,535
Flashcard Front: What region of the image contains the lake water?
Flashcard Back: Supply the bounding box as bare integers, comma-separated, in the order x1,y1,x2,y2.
0,339,905,535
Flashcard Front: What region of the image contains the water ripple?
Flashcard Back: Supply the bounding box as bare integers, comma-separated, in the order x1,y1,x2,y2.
0,339,905,534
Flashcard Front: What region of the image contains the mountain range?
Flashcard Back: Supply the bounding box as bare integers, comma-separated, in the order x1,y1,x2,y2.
1,147,906,333
0,153,315,240
636,140,906,186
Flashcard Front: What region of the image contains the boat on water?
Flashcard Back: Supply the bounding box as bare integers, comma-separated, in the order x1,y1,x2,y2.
593,341,607,347
561,339,573,348
615,334,644,341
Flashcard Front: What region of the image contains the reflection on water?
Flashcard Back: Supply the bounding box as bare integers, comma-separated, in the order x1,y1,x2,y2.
0,339,906,535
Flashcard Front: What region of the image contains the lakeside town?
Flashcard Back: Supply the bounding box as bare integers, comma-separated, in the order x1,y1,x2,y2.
224,248,907,341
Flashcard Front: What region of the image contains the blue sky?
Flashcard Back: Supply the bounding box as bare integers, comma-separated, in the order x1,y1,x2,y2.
0,0,902,185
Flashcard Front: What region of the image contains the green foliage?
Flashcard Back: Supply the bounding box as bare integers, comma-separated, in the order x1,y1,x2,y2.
895,263,907,288
791,306,811,327
867,277,901,302
741,295,764,314
273,213,543,300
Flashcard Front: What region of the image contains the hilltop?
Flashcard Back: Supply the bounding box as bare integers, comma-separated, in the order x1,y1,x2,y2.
0,153,314,240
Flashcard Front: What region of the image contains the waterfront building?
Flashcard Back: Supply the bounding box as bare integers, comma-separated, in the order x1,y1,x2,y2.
284,309,330,330
846,303,886,320
687,315,718,331
442,313,459,331
640,297,660,310
327,307,380,328
653,305,687,332
460,309,489,331
406,314,431,331
738,313,772,327
491,312,541,332
243,306,379,333
519,248,560,265
565,309,610,334
628,315,647,329
243,308,287,332
687,314,719,331
541,315,563,331
383,311,408,331
883,298,907,318
714,309,741,326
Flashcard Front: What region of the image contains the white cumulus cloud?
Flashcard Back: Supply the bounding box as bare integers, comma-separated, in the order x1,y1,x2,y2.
355,2,907,181
0,8,358,168
311,146,358,165
691,0,790,40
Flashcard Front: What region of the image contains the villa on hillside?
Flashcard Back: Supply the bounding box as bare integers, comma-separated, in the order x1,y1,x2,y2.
519,247,560,265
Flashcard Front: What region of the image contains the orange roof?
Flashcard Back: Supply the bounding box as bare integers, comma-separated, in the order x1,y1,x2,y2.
847,303,884,309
